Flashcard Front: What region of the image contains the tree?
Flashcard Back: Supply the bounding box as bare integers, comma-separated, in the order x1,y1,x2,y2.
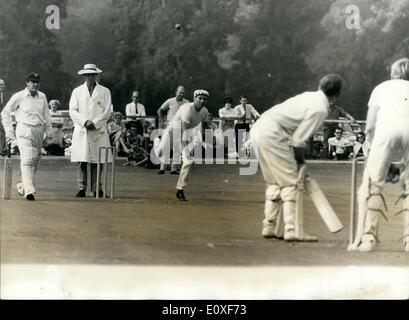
0,0,69,103
307,0,409,119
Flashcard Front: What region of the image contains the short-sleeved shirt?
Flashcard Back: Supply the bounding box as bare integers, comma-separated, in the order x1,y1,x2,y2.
170,103,209,131
328,137,353,155
160,97,189,122
219,106,239,130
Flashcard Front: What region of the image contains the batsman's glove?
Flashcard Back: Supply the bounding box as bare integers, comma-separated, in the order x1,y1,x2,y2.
386,163,400,184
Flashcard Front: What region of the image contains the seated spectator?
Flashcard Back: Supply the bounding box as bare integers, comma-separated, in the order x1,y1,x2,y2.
121,120,148,166
350,132,370,158
142,120,160,169
219,97,239,158
328,127,354,160
107,112,126,154
45,100,65,155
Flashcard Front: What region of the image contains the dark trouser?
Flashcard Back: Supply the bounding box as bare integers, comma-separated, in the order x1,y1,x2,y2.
77,162,102,192
45,144,65,156
235,123,250,153
0,121,6,154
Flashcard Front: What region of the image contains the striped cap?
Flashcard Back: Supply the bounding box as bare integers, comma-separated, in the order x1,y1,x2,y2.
193,89,209,98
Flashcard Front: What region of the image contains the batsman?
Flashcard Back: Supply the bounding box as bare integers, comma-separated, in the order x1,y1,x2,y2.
250,74,344,241
1,73,52,201
352,58,409,252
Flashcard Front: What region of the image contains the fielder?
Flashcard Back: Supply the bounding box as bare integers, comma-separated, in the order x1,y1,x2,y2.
155,89,210,201
354,58,409,252
1,73,52,200
250,74,344,241
157,85,190,174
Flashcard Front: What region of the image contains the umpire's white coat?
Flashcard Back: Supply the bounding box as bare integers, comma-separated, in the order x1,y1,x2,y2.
69,82,112,163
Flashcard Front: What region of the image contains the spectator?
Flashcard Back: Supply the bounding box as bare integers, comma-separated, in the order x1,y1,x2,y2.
45,99,65,155
125,90,146,120
121,120,148,166
328,127,354,160
107,112,126,155
219,96,239,158
157,85,189,174
320,104,355,158
350,132,370,158
0,79,6,155
234,95,260,155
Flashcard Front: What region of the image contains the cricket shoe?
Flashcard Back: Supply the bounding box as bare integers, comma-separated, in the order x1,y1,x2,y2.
25,193,35,201
262,225,282,239
75,190,86,198
358,234,377,252
170,170,180,175
94,190,109,198
176,189,187,201
158,170,165,175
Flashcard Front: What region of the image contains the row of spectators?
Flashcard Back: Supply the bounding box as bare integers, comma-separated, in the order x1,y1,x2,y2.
328,128,370,160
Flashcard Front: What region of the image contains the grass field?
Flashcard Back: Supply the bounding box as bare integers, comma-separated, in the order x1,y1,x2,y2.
1,157,408,299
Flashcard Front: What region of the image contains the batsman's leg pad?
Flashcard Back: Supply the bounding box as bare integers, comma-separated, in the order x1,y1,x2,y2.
362,193,388,241
263,185,281,223
280,186,297,239
262,185,282,238
283,201,296,239
395,193,409,250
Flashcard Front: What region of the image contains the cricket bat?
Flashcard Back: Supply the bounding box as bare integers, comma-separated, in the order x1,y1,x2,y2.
305,176,343,233
2,143,12,199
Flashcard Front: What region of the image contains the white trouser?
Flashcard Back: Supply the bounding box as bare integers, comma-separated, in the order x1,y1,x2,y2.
250,122,298,231
358,122,409,241
15,123,44,196
176,147,193,190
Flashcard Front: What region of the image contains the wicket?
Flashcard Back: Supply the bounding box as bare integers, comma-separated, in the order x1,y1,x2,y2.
349,156,366,248
96,146,116,199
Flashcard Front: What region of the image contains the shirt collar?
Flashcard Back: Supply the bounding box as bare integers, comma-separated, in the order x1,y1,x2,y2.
24,87,39,97
83,81,99,90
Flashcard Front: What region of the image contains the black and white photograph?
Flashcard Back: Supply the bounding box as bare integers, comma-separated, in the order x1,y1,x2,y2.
0,0,408,303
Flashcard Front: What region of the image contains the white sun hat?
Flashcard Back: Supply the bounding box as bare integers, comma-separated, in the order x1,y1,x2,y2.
77,63,103,75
